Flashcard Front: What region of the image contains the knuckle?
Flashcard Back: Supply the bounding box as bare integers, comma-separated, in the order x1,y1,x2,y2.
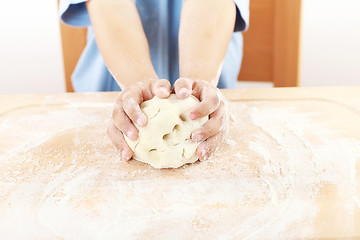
122,98,138,113
116,120,128,133
194,128,205,139
112,106,121,119
115,93,123,104
125,108,136,120
121,91,131,101
199,125,208,133
134,81,146,88
198,108,208,118
205,124,217,137
192,108,202,118
124,85,141,97
113,110,127,128
195,79,206,86
111,120,123,134
152,80,161,88
210,94,220,106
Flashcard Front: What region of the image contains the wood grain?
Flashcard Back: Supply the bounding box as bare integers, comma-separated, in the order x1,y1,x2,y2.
273,0,302,87
238,0,302,87
1,87,360,238
59,22,87,92
238,0,275,83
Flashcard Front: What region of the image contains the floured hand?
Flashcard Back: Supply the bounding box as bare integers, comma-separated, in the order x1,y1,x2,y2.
107,79,171,161
173,78,229,161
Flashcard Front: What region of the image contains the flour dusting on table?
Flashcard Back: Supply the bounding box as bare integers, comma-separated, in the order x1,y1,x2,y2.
0,97,359,239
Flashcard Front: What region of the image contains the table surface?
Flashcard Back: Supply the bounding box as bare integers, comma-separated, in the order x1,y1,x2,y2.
0,87,360,239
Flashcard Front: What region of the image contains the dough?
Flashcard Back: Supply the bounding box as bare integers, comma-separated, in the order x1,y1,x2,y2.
125,94,208,168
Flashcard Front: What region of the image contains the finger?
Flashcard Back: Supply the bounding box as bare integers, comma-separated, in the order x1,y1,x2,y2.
189,86,220,120
113,105,139,141
191,102,226,142
174,78,193,99
107,121,133,161
191,79,207,99
151,79,171,98
122,87,147,127
196,130,224,161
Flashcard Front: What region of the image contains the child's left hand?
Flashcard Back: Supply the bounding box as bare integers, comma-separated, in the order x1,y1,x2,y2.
173,77,229,161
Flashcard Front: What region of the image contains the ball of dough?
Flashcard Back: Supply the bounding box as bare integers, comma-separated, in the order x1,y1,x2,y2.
124,94,208,169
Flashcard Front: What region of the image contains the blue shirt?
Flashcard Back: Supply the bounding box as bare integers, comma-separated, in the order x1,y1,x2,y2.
59,0,249,91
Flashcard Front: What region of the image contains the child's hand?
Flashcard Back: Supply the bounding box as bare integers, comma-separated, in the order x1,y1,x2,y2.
173,78,229,161
108,79,171,161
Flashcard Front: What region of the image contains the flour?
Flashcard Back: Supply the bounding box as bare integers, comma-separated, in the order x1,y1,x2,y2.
0,98,360,239
223,137,236,147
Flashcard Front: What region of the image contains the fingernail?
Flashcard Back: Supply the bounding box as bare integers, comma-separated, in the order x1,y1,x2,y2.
190,113,197,120
127,130,137,141
200,149,208,161
159,87,168,92
193,133,203,142
136,118,146,126
157,87,169,97
179,88,190,98
122,150,131,161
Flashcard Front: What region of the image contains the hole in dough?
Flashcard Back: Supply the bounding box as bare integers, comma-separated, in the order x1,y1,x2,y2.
172,124,180,132
181,148,185,158
179,113,187,121
149,148,157,152
162,133,170,140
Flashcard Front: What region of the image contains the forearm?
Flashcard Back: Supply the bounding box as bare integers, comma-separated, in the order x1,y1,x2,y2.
179,0,236,86
86,0,157,89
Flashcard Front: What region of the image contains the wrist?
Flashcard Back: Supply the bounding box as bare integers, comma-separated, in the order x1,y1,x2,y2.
179,71,220,87
113,64,158,90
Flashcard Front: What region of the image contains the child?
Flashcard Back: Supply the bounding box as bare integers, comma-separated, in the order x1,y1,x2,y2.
59,0,249,161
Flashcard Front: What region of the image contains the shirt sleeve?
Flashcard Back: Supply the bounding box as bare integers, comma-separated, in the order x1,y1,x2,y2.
59,0,90,27
233,0,250,32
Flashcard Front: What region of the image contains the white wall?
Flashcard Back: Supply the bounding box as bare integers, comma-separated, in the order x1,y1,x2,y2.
0,0,65,94
300,0,360,87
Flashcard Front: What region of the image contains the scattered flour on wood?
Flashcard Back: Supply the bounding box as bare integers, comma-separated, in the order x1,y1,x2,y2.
0,99,359,239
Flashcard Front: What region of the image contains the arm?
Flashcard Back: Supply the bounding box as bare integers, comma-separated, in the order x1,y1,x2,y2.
179,0,236,85
174,0,237,160
87,0,171,160
86,0,157,88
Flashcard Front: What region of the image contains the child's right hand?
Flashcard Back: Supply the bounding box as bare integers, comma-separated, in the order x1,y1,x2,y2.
107,79,171,161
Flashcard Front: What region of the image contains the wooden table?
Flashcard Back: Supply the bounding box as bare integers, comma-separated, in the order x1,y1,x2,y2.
0,87,359,239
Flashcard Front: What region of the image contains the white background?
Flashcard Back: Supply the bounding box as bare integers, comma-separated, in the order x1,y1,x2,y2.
300,0,360,87
0,0,359,94
0,0,65,94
